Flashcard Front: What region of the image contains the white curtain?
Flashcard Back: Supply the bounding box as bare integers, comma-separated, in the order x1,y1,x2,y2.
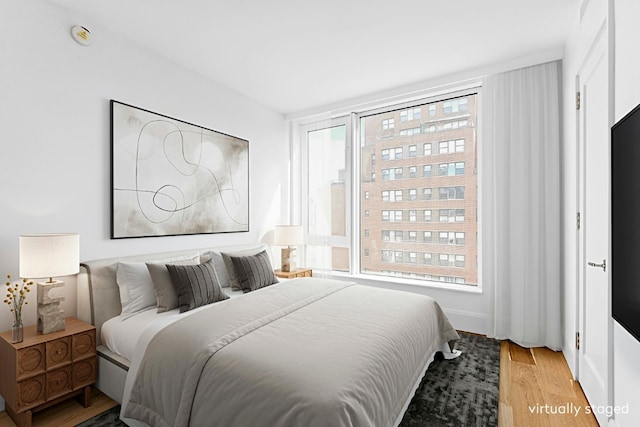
482,61,562,350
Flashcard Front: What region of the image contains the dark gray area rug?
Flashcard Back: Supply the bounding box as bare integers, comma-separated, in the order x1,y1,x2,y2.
76,332,499,427
400,332,500,426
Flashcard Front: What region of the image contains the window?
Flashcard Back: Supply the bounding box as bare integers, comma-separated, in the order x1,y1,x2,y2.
382,189,402,201
438,254,465,267
304,92,477,286
399,127,421,136
438,139,465,154
439,231,465,245
423,188,432,200
438,162,465,176
304,121,350,273
443,97,468,114
382,168,403,180
439,119,468,131
400,108,421,121
438,209,465,222
423,253,433,265
438,186,464,200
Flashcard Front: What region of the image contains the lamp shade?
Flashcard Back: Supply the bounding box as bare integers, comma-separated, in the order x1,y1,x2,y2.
19,233,80,279
274,225,303,246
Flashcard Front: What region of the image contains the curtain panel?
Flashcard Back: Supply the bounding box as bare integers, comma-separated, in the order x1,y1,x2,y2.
482,61,562,350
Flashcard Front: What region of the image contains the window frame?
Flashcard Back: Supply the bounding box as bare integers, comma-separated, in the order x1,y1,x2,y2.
296,86,481,292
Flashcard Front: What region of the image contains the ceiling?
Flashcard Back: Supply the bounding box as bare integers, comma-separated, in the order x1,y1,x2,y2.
47,0,580,115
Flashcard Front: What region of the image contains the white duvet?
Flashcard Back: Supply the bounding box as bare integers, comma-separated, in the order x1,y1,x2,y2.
121,278,459,427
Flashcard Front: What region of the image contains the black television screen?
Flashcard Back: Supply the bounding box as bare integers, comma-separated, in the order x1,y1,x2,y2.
612,102,640,342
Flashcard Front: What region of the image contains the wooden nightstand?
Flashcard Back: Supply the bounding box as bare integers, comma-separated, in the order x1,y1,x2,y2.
275,268,313,279
0,317,96,427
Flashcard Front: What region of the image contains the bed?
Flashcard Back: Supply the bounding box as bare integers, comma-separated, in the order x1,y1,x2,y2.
76,244,459,427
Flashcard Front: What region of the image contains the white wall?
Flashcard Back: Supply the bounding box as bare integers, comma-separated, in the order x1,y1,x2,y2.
0,1,287,410
612,1,640,424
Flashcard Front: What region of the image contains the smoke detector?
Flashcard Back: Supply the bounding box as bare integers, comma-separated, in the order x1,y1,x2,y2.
70,26,93,46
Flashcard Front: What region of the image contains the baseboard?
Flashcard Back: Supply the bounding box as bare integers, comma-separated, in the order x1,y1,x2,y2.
441,308,488,336
562,345,577,379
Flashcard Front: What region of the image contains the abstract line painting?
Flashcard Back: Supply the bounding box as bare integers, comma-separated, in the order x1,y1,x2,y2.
111,100,249,239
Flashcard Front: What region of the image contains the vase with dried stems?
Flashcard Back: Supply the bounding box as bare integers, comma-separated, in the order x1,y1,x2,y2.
4,275,33,343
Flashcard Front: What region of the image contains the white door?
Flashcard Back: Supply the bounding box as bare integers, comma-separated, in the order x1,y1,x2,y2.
577,28,610,427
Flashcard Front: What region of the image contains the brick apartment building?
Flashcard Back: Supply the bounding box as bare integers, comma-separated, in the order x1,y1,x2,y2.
358,94,478,285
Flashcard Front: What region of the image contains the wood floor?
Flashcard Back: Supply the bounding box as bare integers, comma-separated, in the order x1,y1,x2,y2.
0,340,598,427
499,341,598,427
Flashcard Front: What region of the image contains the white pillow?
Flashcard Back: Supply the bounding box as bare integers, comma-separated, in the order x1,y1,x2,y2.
116,253,199,320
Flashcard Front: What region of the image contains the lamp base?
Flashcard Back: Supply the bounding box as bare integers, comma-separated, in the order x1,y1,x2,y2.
281,246,297,273
37,280,66,334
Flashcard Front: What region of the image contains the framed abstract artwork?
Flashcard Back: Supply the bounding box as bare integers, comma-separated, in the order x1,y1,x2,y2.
110,100,249,238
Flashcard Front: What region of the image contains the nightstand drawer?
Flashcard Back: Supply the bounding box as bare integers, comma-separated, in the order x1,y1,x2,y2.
17,344,45,380
72,357,96,389
46,337,71,369
72,330,96,360
16,374,46,412
46,366,72,400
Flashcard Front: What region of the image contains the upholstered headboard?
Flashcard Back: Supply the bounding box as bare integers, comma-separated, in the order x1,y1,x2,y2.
77,244,269,346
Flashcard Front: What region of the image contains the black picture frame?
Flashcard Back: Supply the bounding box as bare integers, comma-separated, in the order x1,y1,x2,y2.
110,100,249,239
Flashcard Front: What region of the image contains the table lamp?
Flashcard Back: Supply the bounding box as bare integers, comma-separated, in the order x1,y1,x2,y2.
274,225,303,272
19,233,80,334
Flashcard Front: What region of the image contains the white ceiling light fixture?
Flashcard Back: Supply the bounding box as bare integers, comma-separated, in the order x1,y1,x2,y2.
70,25,93,46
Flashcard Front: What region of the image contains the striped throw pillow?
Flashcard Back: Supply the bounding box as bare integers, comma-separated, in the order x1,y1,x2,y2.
229,250,279,292
166,259,229,313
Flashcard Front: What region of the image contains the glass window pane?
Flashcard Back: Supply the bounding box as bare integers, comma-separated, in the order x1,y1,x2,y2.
359,94,478,285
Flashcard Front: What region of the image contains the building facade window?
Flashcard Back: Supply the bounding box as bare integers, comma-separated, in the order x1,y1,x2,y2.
400,108,421,121
382,118,394,129
438,186,464,200
399,127,421,136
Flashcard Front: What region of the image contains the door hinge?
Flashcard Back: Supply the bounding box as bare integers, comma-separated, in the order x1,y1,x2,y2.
576,212,581,230
576,332,580,350
576,92,581,110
